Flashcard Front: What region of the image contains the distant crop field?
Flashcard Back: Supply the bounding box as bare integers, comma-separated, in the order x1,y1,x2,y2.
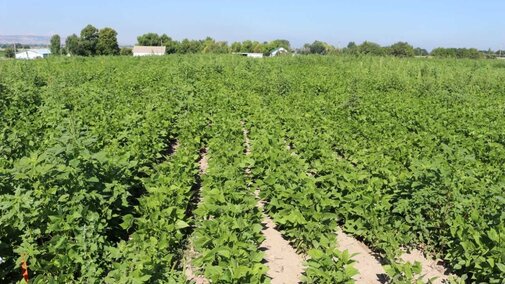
0,55,503,283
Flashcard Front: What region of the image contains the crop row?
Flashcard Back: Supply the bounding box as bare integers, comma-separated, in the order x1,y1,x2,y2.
189,114,268,283
246,112,357,283
263,83,504,281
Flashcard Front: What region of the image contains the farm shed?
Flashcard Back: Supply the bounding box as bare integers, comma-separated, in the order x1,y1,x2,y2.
234,52,264,58
133,46,166,56
270,47,289,57
15,49,50,59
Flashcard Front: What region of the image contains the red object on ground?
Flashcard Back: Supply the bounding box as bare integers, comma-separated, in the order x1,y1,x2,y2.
21,257,29,282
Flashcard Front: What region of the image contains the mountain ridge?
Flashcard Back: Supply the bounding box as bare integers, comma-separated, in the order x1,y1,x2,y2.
0,35,51,45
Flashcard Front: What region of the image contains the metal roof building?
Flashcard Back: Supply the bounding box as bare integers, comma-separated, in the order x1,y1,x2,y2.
270,47,289,57
233,52,264,58
15,49,51,60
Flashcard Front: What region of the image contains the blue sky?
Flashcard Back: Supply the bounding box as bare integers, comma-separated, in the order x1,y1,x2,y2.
0,0,504,50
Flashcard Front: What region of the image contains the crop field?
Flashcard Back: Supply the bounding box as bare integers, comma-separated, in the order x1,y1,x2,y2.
0,55,504,283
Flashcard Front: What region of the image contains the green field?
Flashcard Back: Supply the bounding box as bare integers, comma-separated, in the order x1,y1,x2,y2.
0,55,504,283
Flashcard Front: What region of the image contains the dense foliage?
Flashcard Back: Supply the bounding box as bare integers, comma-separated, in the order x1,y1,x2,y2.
63,25,120,56
0,55,504,283
431,48,483,59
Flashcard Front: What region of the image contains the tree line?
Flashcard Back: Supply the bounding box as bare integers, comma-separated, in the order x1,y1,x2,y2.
3,24,503,59
56,24,120,56
130,33,292,56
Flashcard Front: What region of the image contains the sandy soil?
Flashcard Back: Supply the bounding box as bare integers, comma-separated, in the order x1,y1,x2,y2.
336,229,387,283
243,123,305,283
183,241,209,284
256,195,305,284
246,123,450,283
259,209,305,283
401,249,449,283
199,149,208,174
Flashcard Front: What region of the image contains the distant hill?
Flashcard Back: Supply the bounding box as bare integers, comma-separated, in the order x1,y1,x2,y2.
0,35,51,45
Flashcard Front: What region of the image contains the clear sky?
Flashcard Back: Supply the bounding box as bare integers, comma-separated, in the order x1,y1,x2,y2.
1,0,504,50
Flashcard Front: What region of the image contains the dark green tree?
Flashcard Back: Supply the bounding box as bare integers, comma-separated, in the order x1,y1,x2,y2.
50,34,61,55
230,42,242,53
308,41,327,54
302,41,337,55
160,34,179,54
202,37,229,54
80,24,99,56
268,39,291,51
343,41,359,55
177,39,203,54
97,27,120,55
347,41,357,49
4,47,15,58
359,41,385,56
137,33,161,46
414,47,429,56
388,42,415,57
65,34,81,55
431,47,483,59
253,41,267,53
240,40,254,52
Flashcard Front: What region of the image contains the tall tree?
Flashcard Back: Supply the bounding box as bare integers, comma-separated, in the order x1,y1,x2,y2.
230,42,242,53
268,39,291,51
65,34,81,55
80,24,99,56
302,41,337,55
308,41,327,54
388,42,415,57
137,33,161,46
50,34,61,55
97,27,120,55
202,37,229,54
347,41,357,49
414,47,429,56
177,39,203,54
241,40,254,52
359,41,385,56
160,34,178,54
4,47,15,58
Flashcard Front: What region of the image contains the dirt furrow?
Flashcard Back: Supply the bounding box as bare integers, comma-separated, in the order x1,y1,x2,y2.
401,249,450,283
336,229,387,283
256,191,305,284
288,139,449,283
243,123,305,284
183,148,209,284
285,139,387,283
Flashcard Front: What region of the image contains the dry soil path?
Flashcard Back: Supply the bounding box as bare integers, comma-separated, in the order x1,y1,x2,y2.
243,123,305,284
183,148,209,284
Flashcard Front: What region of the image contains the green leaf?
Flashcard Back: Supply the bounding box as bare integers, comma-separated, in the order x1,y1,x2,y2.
496,263,505,273
120,214,134,230
175,220,189,229
307,249,324,259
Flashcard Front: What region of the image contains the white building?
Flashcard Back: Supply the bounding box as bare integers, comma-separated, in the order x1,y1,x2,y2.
270,47,289,57
132,46,166,56
15,49,51,60
234,52,264,58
